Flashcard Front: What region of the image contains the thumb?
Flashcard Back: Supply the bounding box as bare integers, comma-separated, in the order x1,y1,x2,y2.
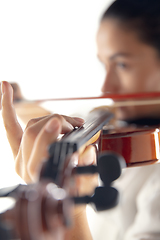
78,145,97,166
1,81,23,158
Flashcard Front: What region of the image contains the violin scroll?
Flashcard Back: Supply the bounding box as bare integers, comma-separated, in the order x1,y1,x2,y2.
0,182,73,240
0,151,125,239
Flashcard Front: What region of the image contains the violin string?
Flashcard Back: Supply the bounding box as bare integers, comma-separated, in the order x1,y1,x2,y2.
55,142,74,185
53,142,61,165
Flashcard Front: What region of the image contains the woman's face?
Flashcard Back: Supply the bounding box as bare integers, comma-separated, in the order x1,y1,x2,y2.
96,19,160,120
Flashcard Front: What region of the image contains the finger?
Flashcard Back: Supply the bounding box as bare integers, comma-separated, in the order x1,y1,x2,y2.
27,117,62,181
1,81,23,158
26,114,52,128
27,114,84,129
75,146,98,196
0,82,2,110
25,114,84,140
78,145,97,166
62,115,84,127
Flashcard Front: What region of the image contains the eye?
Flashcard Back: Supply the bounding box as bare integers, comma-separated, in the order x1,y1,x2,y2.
116,62,128,69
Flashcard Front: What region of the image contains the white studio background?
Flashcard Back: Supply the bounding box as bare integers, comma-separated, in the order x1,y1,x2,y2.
0,0,114,100
0,0,114,234
0,0,113,187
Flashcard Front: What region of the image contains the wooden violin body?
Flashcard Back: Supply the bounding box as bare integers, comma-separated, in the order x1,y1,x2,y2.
13,89,160,167
100,126,160,167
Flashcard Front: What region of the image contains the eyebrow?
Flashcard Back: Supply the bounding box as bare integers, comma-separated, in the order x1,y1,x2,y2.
109,52,132,61
97,52,132,62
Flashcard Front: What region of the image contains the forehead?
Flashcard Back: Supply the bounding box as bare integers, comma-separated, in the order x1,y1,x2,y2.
96,19,151,59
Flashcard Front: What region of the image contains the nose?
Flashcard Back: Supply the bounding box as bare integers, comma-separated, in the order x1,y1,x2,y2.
101,68,119,94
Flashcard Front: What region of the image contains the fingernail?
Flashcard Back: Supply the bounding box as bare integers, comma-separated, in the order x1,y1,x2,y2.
66,122,74,131
45,118,60,133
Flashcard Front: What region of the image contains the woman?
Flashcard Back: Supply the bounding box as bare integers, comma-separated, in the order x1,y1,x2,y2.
89,1,160,239
99,0,160,121
1,0,160,239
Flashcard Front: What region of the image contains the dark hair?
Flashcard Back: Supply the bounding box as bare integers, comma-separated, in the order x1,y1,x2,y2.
101,0,160,54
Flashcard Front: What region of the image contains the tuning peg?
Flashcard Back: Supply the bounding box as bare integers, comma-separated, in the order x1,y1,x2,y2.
97,152,126,185
73,186,119,211
75,152,126,186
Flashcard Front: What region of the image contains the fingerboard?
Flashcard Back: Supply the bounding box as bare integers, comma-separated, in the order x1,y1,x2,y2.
41,109,114,185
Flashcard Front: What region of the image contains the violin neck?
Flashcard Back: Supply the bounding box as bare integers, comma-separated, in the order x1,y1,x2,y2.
40,109,114,185
61,109,114,152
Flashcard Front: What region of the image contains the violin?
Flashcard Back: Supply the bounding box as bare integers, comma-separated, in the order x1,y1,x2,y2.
0,91,160,239
14,90,160,167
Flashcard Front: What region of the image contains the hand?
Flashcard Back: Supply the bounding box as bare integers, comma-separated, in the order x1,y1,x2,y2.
1,81,86,183
1,81,95,240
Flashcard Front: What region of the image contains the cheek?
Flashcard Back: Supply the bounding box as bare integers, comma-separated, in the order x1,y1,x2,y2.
119,69,160,93
144,72,160,91
131,62,160,92
117,72,141,93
